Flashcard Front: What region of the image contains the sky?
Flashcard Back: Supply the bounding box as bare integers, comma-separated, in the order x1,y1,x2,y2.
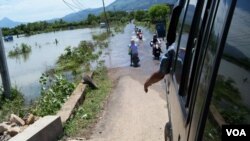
0,0,115,22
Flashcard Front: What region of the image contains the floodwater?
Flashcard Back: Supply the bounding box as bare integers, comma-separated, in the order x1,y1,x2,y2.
103,23,154,68
2,28,104,103
1,24,157,104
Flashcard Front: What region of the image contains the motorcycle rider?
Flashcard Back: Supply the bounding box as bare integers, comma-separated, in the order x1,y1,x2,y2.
150,34,162,59
128,38,139,67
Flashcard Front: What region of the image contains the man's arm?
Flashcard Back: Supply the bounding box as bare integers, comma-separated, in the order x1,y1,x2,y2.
144,71,165,93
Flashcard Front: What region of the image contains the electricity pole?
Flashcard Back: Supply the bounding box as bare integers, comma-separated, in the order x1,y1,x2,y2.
0,28,11,99
102,0,110,33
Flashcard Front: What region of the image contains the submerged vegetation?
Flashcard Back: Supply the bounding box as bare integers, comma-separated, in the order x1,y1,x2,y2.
8,43,32,57
56,41,99,72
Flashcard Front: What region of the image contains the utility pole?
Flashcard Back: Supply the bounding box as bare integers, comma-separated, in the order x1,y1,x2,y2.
102,0,110,33
0,28,11,99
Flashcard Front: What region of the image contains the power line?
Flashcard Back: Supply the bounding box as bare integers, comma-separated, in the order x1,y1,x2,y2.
62,0,83,11
62,0,77,12
71,0,83,9
73,0,85,8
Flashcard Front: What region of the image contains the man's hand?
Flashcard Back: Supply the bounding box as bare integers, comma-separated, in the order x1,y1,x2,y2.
144,81,150,93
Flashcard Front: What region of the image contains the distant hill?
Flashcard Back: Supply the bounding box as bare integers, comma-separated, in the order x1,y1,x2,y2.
61,0,177,22
0,17,22,28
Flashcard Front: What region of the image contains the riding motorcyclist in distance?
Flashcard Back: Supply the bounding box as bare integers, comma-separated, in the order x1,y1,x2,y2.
129,38,139,66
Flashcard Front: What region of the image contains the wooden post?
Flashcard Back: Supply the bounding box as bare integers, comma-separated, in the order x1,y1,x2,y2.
0,28,11,98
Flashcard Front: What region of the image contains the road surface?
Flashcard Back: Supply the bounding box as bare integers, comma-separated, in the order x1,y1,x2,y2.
70,23,169,141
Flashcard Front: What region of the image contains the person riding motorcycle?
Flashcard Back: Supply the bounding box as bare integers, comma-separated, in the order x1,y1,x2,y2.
128,39,140,67
150,34,162,59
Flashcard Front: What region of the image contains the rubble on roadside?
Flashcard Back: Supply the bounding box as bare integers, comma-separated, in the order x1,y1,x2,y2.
0,113,39,141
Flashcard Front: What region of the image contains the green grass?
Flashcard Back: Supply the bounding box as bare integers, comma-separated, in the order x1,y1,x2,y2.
63,64,112,137
0,87,27,122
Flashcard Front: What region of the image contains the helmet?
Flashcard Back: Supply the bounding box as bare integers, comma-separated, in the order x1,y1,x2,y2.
153,34,157,38
131,38,135,43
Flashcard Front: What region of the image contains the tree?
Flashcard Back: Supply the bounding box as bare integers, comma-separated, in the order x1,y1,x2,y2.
148,4,170,23
135,10,148,21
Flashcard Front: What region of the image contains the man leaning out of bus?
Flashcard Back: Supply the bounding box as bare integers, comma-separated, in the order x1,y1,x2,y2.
144,43,176,93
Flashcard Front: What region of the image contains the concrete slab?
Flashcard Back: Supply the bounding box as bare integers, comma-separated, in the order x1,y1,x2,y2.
9,116,63,141
57,72,93,123
57,83,87,123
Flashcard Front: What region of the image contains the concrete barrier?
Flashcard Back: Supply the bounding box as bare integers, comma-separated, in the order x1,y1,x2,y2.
9,116,63,141
57,72,93,124
9,72,93,141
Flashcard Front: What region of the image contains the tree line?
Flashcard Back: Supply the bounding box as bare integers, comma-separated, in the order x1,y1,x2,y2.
2,4,170,37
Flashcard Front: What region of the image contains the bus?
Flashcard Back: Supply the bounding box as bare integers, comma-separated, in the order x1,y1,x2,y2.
164,0,250,140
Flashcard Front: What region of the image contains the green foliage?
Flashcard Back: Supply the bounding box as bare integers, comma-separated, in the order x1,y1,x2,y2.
148,4,170,22
135,10,149,22
32,74,75,116
0,87,26,122
213,75,250,124
56,41,99,72
203,114,221,141
92,32,110,41
64,62,112,136
8,43,32,57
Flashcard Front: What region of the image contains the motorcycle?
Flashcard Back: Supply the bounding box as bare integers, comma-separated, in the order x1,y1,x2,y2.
138,33,143,40
131,53,140,67
150,41,162,60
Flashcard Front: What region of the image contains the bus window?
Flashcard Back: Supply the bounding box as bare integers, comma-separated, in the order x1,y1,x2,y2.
203,0,250,140
174,0,198,94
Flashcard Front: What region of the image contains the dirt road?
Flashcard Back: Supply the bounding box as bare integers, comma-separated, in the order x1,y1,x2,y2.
82,24,169,141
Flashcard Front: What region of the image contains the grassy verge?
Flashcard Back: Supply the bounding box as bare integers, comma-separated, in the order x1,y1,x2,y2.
63,63,112,137
0,87,27,122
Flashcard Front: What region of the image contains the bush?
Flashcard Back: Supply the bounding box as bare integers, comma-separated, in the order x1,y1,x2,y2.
8,43,31,57
32,74,75,116
0,86,26,122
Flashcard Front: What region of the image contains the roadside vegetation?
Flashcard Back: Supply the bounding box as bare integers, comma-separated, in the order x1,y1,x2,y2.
31,74,75,116
133,4,171,33
63,62,112,137
0,87,27,122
